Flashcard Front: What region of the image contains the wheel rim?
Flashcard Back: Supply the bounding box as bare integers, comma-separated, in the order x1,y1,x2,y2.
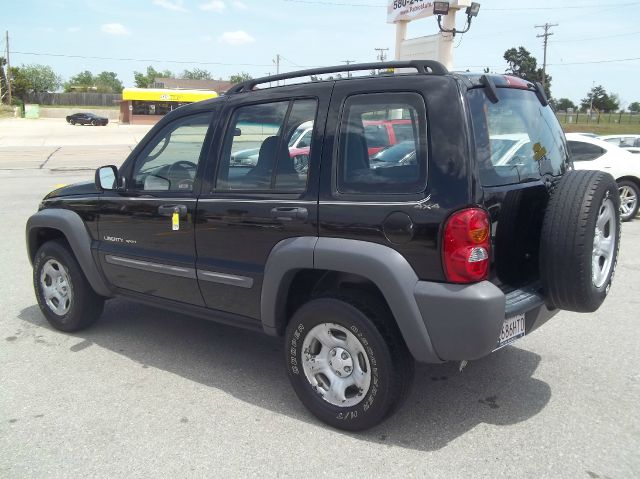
301,323,371,407
619,185,637,219
592,197,616,288
40,259,73,316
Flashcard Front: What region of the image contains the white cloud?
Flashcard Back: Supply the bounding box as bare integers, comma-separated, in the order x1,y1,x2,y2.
153,0,189,12
232,1,247,9
199,1,225,12
101,23,130,35
218,30,254,45
67,26,81,33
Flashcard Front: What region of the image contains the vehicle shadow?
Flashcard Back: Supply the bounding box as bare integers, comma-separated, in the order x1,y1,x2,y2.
19,299,551,452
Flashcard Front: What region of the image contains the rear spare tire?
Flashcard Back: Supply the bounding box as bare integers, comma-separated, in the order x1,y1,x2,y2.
540,170,620,313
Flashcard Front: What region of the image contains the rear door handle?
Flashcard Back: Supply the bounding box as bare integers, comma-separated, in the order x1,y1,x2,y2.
270,207,308,221
158,204,188,217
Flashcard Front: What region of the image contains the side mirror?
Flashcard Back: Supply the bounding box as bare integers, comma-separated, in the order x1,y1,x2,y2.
95,165,118,191
234,128,242,136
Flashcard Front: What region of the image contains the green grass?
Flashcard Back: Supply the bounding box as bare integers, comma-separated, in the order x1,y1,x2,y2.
561,123,640,135
0,105,15,118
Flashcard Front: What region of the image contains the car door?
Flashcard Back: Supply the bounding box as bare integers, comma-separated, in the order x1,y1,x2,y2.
97,109,216,305
195,84,331,319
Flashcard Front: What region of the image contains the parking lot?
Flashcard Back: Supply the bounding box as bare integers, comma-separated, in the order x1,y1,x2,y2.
1,118,639,478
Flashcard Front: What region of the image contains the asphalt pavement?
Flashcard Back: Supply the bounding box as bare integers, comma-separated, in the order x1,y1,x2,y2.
0,119,639,478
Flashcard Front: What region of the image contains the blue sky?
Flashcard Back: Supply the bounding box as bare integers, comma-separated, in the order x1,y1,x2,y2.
2,0,639,107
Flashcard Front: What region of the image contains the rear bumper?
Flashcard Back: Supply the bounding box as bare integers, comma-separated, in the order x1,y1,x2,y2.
414,280,558,361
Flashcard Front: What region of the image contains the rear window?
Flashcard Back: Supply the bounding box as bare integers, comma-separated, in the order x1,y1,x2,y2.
468,88,569,186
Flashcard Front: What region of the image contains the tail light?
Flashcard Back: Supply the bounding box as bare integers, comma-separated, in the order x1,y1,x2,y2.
442,208,491,283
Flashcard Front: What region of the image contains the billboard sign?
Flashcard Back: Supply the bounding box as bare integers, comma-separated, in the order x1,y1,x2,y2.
387,1,435,23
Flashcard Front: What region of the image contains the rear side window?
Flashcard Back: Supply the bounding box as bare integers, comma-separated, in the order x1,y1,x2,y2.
568,141,605,162
336,93,427,195
469,88,569,186
216,99,317,192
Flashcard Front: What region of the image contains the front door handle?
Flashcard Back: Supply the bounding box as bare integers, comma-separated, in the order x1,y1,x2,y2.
270,206,308,221
158,204,188,217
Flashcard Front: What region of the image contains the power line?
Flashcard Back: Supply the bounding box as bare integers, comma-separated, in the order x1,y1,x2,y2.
10,50,277,67
551,30,640,42
282,0,640,9
459,56,640,70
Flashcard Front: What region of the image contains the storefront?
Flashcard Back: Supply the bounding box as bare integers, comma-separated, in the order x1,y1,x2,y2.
119,88,218,125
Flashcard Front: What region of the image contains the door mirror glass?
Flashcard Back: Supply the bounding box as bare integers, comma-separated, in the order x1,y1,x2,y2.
95,165,118,190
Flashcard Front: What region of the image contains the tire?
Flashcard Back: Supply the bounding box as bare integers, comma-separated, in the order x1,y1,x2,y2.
91,120,98,126
70,120,75,125
33,240,104,332
285,292,414,431
618,179,639,222
540,170,621,313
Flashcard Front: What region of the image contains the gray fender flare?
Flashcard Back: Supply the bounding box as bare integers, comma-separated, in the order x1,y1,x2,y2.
261,236,441,364
26,209,112,297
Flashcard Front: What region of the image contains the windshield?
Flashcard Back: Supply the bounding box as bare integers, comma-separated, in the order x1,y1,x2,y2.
468,88,569,186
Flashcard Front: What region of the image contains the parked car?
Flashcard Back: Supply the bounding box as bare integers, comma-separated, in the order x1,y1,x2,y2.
363,119,413,156
27,62,621,431
567,133,640,221
369,140,416,169
230,120,312,172
66,112,109,126
598,134,640,150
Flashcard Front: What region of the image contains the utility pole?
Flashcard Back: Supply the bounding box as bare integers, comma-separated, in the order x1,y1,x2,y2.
5,31,12,105
535,23,558,88
342,60,354,78
374,48,389,62
273,54,280,86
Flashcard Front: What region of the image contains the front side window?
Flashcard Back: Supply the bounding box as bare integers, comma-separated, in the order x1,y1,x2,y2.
216,99,317,192
337,93,427,195
131,112,212,192
469,88,568,186
568,141,605,162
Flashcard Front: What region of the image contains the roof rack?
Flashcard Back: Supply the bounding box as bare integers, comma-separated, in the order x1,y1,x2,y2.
228,60,448,94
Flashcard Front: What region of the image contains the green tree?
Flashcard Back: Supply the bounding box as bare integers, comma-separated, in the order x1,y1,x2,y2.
133,66,174,88
180,68,213,80
629,101,640,113
18,64,61,93
7,66,32,100
553,98,576,111
229,72,253,84
7,64,61,99
64,70,95,92
580,85,619,113
503,47,552,98
94,71,123,93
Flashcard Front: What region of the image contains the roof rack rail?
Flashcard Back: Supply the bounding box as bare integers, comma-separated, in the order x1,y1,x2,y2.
228,60,448,94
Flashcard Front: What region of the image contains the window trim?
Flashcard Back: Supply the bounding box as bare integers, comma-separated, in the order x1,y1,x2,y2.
127,111,214,195
212,97,319,195
332,91,429,200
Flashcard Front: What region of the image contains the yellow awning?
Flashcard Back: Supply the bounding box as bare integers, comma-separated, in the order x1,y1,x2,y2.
122,88,218,102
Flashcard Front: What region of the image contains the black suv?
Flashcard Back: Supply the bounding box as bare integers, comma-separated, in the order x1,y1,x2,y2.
27,61,621,431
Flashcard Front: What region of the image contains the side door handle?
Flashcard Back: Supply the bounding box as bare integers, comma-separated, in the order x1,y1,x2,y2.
158,204,188,217
270,207,308,221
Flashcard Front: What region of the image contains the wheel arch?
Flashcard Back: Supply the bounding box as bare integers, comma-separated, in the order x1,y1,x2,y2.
261,236,441,363
26,209,112,297
616,175,640,190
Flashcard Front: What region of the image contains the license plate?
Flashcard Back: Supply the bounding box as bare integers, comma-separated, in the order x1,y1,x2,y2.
494,313,526,351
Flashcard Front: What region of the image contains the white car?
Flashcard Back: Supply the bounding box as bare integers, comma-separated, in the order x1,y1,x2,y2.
598,134,640,150
566,133,640,221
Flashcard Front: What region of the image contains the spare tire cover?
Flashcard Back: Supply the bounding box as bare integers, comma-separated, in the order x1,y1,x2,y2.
540,170,621,313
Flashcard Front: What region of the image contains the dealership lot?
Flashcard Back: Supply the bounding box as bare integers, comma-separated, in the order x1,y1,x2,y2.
1,119,639,478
